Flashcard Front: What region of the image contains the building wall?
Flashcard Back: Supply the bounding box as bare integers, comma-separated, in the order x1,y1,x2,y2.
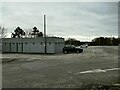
11,43,16,52
2,43,10,52
46,43,55,53
2,37,64,53
18,43,22,53
54,38,65,53
23,42,45,53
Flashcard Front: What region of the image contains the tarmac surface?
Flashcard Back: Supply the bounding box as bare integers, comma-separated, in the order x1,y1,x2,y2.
2,46,119,88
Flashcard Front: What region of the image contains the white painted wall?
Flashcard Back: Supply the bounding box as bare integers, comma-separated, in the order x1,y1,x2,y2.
23,42,45,53
2,37,64,53
47,43,54,53
11,43,16,52
18,43,22,52
2,43,10,52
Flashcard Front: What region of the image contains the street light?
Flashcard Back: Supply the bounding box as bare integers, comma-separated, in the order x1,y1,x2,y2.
110,35,113,46
44,15,47,54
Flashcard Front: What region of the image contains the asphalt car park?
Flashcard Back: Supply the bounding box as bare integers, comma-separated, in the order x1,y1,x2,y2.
2,46,119,89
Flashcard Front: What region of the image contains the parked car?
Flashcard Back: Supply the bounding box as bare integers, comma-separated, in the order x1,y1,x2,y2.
63,45,83,54
80,44,88,48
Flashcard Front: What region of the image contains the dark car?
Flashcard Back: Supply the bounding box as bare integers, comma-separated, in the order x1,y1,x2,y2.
63,45,83,54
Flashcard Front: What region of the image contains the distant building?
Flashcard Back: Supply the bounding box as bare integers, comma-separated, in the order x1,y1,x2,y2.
2,37,65,54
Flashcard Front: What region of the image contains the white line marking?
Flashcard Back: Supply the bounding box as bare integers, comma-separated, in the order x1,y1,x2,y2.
105,68,120,71
75,68,120,74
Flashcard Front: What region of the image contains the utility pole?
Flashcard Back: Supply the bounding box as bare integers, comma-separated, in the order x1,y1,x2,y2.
110,35,113,46
44,15,47,54
88,36,90,46
99,38,101,46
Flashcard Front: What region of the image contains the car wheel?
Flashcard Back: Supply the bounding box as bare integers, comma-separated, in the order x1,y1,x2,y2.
64,51,68,54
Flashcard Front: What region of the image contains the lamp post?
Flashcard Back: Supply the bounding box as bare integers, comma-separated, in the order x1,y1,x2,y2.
99,36,101,46
110,35,113,46
44,15,47,54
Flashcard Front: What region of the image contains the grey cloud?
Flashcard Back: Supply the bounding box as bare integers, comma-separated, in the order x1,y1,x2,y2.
2,2,118,41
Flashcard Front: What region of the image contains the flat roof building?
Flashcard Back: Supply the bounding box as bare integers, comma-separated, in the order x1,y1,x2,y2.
2,37,65,54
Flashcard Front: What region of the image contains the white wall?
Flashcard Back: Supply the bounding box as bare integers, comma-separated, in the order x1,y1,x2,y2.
47,43,55,53
18,43,22,52
23,42,45,53
54,43,64,53
11,43,16,52
2,43,10,52
2,37,64,53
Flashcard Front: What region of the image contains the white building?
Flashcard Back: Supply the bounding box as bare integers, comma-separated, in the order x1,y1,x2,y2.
2,37,65,54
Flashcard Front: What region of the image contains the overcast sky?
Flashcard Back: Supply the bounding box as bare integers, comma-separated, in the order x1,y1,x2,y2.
1,2,118,41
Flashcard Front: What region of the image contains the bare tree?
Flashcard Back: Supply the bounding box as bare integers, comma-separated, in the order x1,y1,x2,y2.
0,26,7,38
